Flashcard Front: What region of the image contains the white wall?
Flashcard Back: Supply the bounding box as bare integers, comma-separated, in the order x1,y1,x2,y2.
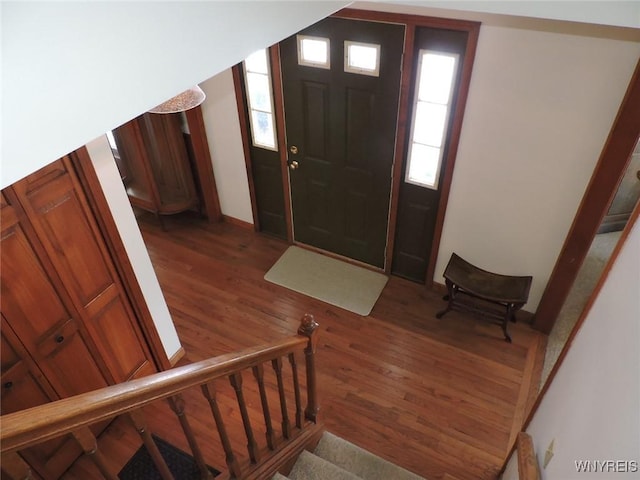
433,24,639,310
3,1,638,189
192,6,639,311
85,136,182,360
1,1,349,188
375,1,640,29
200,70,254,224
502,218,640,479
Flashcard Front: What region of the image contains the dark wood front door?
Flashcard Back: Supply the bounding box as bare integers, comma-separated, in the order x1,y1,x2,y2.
280,17,404,268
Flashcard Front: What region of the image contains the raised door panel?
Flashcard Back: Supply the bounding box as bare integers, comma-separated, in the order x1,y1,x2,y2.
0,190,111,397
1,197,73,346
1,317,59,413
11,157,154,384
1,317,83,480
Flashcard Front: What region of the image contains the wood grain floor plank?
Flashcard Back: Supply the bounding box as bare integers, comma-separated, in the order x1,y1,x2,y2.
63,213,545,480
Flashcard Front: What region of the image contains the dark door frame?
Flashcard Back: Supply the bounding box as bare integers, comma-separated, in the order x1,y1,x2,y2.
234,7,480,279
533,58,640,334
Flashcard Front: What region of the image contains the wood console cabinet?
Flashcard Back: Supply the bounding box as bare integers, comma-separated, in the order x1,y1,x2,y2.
112,112,199,223
1,157,157,479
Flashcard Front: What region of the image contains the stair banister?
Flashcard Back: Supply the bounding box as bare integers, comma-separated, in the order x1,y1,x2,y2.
0,316,319,457
298,314,319,422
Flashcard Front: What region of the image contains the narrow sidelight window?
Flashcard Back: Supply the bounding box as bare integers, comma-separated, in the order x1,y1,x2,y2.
405,50,459,189
243,49,278,150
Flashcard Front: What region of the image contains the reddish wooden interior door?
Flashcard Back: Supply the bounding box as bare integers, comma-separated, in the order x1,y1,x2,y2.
0,157,157,478
0,191,107,479
10,158,155,384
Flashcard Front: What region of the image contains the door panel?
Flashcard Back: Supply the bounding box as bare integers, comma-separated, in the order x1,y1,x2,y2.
392,27,469,281
0,191,111,397
1,157,157,478
281,17,404,268
11,157,153,384
1,317,84,480
25,173,113,305
237,52,288,239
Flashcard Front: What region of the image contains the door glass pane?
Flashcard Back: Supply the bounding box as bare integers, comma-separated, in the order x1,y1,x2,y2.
245,49,269,74
413,102,447,147
418,53,456,104
297,36,330,68
246,72,272,112
344,41,380,76
243,48,278,151
251,110,276,149
405,50,459,190
407,144,441,188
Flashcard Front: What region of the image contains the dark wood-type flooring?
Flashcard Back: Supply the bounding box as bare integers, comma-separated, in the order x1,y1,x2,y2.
65,213,546,480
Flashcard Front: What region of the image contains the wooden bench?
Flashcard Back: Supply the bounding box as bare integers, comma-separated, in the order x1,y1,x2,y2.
436,253,532,342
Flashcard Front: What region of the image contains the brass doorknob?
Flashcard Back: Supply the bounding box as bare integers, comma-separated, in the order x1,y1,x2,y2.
289,145,298,154
289,161,299,170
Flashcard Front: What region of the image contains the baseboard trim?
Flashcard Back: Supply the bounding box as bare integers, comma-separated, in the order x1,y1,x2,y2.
223,215,254,230
168,347,186,367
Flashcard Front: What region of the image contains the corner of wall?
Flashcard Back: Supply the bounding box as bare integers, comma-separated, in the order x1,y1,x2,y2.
84,135,183,361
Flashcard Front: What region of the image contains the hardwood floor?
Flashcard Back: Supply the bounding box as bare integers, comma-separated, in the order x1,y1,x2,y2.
65,213,545,480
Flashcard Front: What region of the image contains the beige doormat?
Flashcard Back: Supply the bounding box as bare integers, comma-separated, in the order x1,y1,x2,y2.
264,246,389,316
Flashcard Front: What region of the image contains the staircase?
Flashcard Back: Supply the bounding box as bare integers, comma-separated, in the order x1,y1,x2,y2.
274,432,425,480
0,315,478,480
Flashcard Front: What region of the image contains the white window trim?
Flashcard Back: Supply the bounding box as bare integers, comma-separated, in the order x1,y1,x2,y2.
243,50,278,151
344,40,381,77
405,49,459,190
297,35,331,69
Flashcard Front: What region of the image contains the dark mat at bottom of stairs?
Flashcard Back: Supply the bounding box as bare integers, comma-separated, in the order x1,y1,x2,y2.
118,435,219,479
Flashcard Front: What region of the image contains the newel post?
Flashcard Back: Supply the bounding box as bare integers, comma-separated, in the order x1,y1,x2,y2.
298,314,319,423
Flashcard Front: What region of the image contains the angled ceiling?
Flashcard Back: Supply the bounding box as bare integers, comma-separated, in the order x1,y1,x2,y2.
2,1,638,188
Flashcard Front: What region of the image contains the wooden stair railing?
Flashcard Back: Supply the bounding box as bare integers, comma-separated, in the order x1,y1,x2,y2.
517,432,541,480
0,315,320,480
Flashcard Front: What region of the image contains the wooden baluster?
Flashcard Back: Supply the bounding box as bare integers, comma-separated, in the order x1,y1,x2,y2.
288,352,303,429
229,372,260,463
201,382,242,478
298,314,320,422
129,409,174,480
168,394,213,480
1,451,32,480
252,364,276,449
271,357,291,439
72,427,118,480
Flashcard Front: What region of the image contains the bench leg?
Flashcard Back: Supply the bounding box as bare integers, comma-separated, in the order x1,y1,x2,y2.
502,304,513,342
436,281,456,319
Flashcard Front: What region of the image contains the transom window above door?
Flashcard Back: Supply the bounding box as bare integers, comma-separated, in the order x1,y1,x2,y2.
297,35,331,69
344,41,380,76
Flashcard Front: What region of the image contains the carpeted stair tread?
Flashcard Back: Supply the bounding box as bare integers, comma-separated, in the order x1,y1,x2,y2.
288,450,362,480
314,432,425,480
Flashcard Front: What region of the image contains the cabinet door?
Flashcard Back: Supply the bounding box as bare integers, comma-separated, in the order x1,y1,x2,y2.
1,316,84,480
113,119,159,211
141,113,198,212
10,158,155,383
0,189,110,396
